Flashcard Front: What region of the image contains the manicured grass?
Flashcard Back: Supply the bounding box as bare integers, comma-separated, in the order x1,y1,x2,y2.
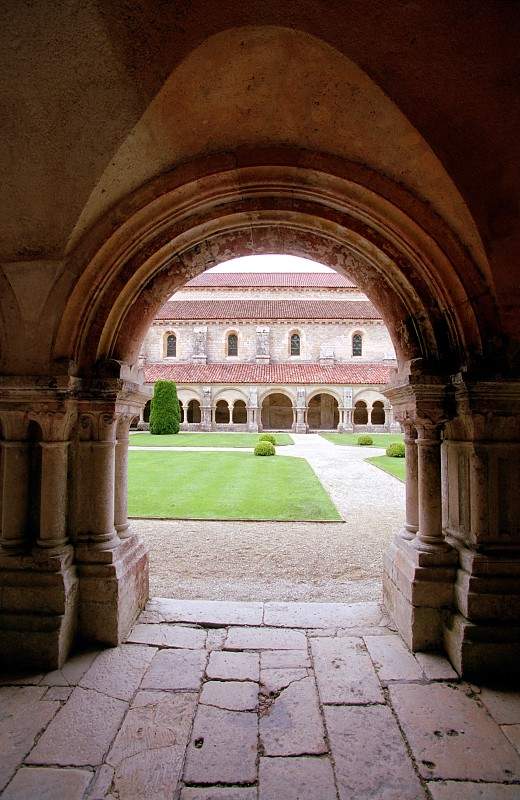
365,455,406,482
320,432,403,448
129,432,294,448
128,450,341,521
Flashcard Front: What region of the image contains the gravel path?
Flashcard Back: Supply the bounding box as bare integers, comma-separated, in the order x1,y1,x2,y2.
132,434,404,603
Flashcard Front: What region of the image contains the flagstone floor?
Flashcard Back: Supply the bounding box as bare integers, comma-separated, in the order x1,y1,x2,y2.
1,599,520,799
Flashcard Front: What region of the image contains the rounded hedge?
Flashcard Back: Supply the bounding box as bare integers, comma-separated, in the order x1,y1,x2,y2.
386,442,405,458
258,433,277,445
357,435,374,446
254,441,276,456
149,380,181,435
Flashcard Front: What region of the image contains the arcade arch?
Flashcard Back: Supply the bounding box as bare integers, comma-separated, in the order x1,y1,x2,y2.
307,393,340,430
261,392,294,430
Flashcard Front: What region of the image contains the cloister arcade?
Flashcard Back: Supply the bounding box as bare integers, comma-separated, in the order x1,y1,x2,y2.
1,13,519,686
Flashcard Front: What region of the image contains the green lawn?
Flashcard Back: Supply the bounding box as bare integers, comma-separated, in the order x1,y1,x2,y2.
128,450,341,521
129,432,294,448
365,455,406,482
320,432,403,448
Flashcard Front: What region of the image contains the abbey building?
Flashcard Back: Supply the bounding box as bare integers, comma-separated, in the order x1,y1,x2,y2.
139,271,398,432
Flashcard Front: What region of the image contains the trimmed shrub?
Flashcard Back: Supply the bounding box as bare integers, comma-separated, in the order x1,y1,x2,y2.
254,441,276,456
259,433,277,445
357,435,374,446
149,380,181,435
386,442,405,458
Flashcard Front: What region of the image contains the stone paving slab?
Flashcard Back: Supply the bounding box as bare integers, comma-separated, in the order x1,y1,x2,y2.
311,636,384,704
106,691,197,800
260,668,308,694
259,755,337,800
502,724,520,754
40,649,100,686
1,766,93,800
201,680,258,711
206,651,260,682
26,686,128,767
389,683,520,782
140,648,206,691
364,634,423,681
427,782,520,800
225,626,307,650
260,674,327,756
324,704,426,799
147,598,263,626
181,788,258,800
79,644,156,701
415,651,458,680
261,649,311,669
127,623,206,649
480,686,520,724
264,600,383,628
0,687,61,792
183,705,257,784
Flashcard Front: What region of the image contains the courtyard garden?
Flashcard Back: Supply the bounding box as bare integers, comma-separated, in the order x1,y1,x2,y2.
319,432,403,448
129,432,294,447
365,454,406,482
128,449,342,521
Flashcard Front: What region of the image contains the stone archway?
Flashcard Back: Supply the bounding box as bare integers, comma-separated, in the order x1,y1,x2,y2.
307,393,339,430
353,400,368,425
371,400,385,426
232,400,247,424
261,393,294,430
187,399,201,424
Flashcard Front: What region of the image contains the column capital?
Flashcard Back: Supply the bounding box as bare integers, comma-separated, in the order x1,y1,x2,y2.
78,410,117,442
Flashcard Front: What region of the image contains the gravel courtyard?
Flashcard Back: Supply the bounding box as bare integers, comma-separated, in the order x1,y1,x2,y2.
132,434,405,602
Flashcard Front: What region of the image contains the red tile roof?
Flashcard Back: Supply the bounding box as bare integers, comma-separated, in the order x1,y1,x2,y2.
155,300,381,321
185,272,356,288
144,362,393,385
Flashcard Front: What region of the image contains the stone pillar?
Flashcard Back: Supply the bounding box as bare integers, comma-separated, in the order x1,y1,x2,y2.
201,387,212,431
1,441,30,554
114,415,132,539
399,421,418,541
294,388,307,433
37,441,70,552
413,422,450,552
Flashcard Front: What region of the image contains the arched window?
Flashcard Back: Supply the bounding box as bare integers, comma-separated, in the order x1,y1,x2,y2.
187,399,201,423
227,333,238,356
371,400,385,425
232,399,247,424
215,399,230,424
166,333,176,357
352,332,363,357
353,400,368,425
290,332,301,356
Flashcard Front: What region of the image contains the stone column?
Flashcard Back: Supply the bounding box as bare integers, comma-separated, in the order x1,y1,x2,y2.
294,389,307,433
1,440,30,554
201,387,212,431
413,422,450,553
399,421,418,541
37,441,70,552
114,415,132,539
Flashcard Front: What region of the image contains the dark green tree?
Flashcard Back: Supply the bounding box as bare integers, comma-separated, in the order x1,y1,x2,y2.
149,380,181,434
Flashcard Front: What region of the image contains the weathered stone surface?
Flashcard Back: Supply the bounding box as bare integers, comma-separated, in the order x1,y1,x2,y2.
147,598,263,626
502,724,520,754
87,764,114,799
80,644,156,701
364,634,423,681
225,626,306,650
428,782,520,799
0,672,43,686
181,789,257,800
26,687,127,767
206,651,259,682
480,687,520,724
0,687,60,792
259,756,337,800
44,686,73,702
311,636,383,704
141,649,206,691
127,623,206,649
261,649,311,668
2,767,93,800
260,668,308,694
40,649,100,686
389,683,520,781
415,651,458,680
325,705,425,800
205,628,228,650
184,705,257,784
264,600,382,628
260,675,326,756
201,681,258,711
107,691,197,799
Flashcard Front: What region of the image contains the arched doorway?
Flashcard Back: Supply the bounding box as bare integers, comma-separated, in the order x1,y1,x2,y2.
261,393,293,430
307,393,339,430
353,400,368,425
232,399,247,424
187,399,201,424
215,399,230,424
371,400,385,426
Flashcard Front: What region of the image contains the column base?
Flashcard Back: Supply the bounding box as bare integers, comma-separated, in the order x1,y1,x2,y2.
76,534,149,646
382,536,457,652
0,546,78,670
444,613,520,681
294,423,308,433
